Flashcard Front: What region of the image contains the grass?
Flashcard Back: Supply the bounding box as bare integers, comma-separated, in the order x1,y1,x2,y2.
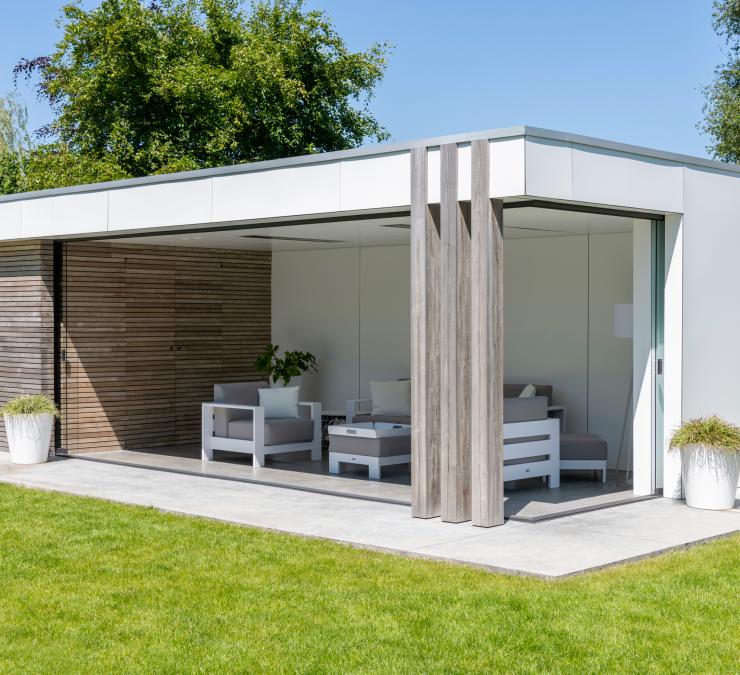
0,484,737,674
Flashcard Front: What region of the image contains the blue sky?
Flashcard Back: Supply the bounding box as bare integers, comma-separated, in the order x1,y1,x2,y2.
0,0,726,158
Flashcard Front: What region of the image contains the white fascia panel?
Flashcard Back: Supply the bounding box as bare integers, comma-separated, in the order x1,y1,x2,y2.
426,147,440,204
457,143,472,202
572,144,683,213
109,178,213,231
340,152,410,210
491,138,525,197
53,191,109,234
214,162,340,222
0,201,22,239
21,197,55,237
525,138,573,200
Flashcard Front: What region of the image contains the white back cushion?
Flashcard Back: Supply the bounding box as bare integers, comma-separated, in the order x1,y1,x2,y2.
519,383,537,398
259,386,299,419
370,380,411,416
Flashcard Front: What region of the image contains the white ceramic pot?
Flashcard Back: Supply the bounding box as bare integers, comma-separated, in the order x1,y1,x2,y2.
3,413,53,464
681,444,740,510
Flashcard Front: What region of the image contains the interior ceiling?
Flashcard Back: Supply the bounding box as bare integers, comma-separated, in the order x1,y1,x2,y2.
117,208,642,251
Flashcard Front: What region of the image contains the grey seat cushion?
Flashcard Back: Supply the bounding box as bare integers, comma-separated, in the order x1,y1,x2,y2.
503,384,553,406
228,418,314,446
560,433,608,461
353,413,412,425
329,434,410,458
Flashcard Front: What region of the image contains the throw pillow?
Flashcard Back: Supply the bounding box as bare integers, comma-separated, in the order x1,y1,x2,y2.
370,380,411,416
258,386,300,419
519,384,537,398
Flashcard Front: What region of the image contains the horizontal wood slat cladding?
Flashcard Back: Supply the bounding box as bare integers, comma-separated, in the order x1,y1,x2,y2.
0,241,55,452
61,242,271,453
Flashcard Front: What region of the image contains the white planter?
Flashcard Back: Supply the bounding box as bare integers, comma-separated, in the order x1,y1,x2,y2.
681,444,740,510
3,413,53,464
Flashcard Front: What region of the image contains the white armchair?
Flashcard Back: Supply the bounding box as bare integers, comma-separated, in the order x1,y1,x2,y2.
202,382,321,468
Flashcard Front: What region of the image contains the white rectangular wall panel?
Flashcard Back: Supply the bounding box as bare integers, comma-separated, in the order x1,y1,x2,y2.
109,178,213,231
340,152,410,211
426,147,441,204
20,197,55,237
52,191,109,234
525,138,573,200
214,162,341,223
0,202,22,239
572,144,683,213
490,138,525,197
682,166,740,426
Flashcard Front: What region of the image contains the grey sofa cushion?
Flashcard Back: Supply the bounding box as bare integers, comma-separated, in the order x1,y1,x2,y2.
329,434,410,458
213,381,268,437
353,413,412,425
560,433,608,461
228,418,314,446
503,384,553,406
503,396,548,423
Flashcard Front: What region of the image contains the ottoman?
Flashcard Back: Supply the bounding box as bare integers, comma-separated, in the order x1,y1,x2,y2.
559,433,608,483
328,422,411,480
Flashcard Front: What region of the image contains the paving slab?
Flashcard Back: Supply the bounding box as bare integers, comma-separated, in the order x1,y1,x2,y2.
0,455,737,577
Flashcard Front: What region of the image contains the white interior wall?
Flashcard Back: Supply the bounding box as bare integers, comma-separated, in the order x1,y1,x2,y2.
272,230,633,470
504,232,633,468
271,246,410,411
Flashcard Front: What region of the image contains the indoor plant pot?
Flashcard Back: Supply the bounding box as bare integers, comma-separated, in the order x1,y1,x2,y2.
1,395,58,465
669,416,740,510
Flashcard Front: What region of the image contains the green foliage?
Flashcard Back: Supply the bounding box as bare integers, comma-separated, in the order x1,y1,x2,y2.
0,484,739,672
255,343,317,385
7,0,390,192
669,415,740,453
700,0,740,162
0,394,59,418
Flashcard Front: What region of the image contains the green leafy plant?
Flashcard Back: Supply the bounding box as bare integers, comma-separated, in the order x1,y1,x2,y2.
669,416,740,453
1,394,59,418
255,344,317,386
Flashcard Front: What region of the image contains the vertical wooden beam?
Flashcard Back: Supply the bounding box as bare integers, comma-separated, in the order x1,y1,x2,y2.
410,147,441,518
440,144,472,522
470,139,505,527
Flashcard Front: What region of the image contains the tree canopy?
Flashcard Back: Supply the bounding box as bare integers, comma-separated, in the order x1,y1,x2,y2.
700,0,740,162
2,0,390,193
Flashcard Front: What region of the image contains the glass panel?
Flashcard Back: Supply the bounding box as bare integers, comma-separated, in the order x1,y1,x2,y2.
653,221,665,491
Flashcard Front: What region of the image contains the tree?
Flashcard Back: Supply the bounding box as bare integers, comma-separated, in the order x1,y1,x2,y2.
700,0,740,162
14,0,390,185
0,93,33,194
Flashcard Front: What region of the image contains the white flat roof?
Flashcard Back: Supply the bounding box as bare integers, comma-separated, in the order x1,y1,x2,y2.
0,125,738,205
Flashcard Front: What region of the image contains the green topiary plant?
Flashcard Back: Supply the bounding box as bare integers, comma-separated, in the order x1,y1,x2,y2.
669,416,740,453
1,394,60,418
254,344,318,387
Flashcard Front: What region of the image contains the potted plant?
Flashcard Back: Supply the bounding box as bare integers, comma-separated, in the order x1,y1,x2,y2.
255,344,318,387
669,416,740,510
1,394,59,465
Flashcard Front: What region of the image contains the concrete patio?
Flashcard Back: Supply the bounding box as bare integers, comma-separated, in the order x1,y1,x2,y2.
0,455,737,578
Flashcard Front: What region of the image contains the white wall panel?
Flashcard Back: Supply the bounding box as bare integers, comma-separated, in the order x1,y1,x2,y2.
0,202,22,239
214,162,341,223
20,197,55,237
525,138,573,199
503,236,589,434
426,147,440,204
52,191,108,234
456,143,472,202
359,246,411,398
109,178,212,231
490,138,525,197
682,167,740,428
271,248,360,411
572,144,683,213
340,152,410,210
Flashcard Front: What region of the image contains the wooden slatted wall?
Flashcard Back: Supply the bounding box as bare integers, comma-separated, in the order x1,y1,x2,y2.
0,241,55,452
61,241,271,453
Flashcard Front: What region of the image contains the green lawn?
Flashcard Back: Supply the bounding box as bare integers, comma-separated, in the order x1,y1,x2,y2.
0,484,737,673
